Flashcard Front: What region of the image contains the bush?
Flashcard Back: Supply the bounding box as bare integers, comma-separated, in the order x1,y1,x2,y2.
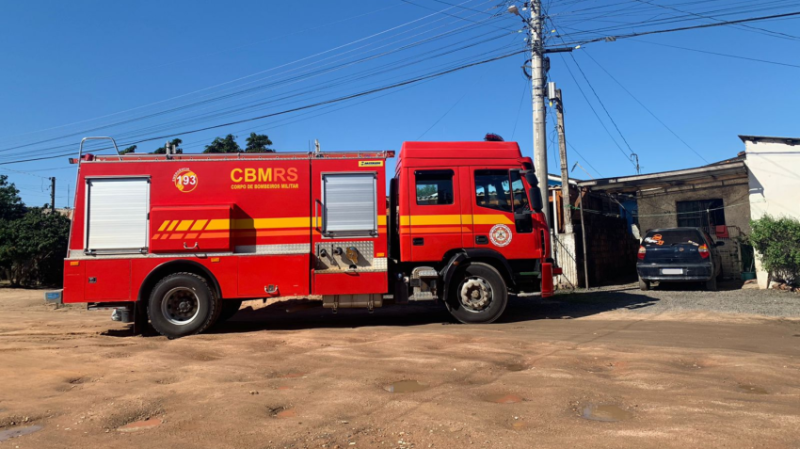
0,208,70,287
749,215,800,284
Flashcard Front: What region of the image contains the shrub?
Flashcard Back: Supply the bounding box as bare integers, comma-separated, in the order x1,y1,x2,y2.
0,208,70,287
749,215,800,284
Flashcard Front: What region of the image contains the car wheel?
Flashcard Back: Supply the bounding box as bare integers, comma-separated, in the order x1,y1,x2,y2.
148,272,220,339
446,262,508,324
638,276,650,291
705,276,718,291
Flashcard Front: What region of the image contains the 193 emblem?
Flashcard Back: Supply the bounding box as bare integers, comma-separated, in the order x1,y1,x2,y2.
173,168,198,193
489,224,512,247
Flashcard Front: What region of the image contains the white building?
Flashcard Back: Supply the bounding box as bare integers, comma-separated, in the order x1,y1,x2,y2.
741,135,800,288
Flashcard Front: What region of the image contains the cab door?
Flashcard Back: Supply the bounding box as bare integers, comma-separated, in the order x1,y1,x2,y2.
408,168,463,262
470,168,537,260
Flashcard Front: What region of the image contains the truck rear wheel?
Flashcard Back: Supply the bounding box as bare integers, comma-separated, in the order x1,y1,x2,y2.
148,273,220,339
446,262,508,324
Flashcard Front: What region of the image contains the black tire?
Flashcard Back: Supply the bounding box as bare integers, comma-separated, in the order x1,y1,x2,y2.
148,272,220,339
705,276,718,292
217,300,243,324
446,262,508,324
639,276,650,291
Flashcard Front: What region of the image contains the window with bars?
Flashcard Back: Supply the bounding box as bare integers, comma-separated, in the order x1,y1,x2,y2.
676,199,725,228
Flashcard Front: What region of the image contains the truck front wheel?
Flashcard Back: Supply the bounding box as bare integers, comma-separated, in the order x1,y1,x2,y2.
148,273,220,339
446,262,508,324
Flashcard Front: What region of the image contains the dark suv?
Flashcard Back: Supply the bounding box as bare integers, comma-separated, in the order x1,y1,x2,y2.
637,228,724,291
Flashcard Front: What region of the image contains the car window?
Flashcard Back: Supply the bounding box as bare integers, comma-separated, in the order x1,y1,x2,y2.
643,230,704,247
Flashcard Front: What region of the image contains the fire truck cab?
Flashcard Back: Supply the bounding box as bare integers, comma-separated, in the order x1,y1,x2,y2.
57,139,553,338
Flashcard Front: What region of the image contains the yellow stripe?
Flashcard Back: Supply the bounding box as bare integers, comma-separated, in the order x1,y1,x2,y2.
233,217,311,230
399,214,513,226
158,220,171,232
472,214,514,225
410,215,462,226
167,220,179,231
176,220,194,231
190,219,208,231
377,215,387,226
205,219,230,231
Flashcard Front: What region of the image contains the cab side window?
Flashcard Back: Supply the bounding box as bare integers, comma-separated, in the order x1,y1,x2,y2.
475,170,512,212
415,170,454,205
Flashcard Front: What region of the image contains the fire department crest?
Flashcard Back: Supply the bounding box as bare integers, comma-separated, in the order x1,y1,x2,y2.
489,224,512,247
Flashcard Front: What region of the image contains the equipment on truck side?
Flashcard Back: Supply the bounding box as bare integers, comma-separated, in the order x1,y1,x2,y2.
50,138,555,338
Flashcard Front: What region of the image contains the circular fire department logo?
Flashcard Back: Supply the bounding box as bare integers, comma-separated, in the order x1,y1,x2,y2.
173,168,198,193
489,224,512,247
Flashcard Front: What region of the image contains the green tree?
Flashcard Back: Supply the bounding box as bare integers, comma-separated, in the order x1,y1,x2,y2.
245,132,275,153
204,134,241,153
152,138,183,154
120,145,137,154
0,175,25,221
0,208,70,287
750,215,800,284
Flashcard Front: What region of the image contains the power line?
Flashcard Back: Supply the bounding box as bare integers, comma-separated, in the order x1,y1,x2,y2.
557,10,800,47
0,50,525,165
580,50,709,164
634,39,800,69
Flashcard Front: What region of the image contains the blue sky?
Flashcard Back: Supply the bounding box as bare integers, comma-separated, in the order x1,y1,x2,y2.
1,0,798,207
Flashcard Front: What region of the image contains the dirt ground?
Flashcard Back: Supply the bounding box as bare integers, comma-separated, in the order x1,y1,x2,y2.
0,287,799,449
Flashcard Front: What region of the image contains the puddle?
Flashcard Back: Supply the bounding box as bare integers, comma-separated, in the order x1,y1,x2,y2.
738,383,768,395
511,420,530,431
581,404,634,422
384,380,428,393
0,425,43,442
117,418,162,432
275,409,297,418
504,363,528,372
486,393,523,404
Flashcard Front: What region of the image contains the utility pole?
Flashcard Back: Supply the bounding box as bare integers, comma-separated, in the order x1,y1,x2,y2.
553,87,573,234
529,0,550,228
49,177,56,211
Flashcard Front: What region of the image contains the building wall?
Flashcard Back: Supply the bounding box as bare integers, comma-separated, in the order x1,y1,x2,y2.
636,182,751,234
744,138,800,287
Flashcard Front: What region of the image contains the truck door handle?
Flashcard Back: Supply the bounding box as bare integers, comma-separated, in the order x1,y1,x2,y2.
183,242,199,250
413,238,424,246
475,235,488,245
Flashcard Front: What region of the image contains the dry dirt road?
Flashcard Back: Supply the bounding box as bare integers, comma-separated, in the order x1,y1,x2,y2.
0,287,798,449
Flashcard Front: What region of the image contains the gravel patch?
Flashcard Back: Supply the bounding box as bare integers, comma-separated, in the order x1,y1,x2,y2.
530,282,800,319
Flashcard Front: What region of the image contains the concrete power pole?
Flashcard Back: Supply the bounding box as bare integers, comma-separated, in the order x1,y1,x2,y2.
554,88,572,234
49,177,56,211
529,0,550,228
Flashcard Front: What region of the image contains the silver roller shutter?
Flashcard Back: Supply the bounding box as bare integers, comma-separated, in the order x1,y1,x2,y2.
323,173,377,235
86,178,149,251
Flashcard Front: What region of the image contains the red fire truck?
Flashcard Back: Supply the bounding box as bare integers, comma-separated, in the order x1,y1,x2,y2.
52,138,554,338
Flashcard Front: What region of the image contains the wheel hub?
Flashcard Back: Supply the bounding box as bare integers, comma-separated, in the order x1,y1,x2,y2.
162,287,200,326
459,277,492,311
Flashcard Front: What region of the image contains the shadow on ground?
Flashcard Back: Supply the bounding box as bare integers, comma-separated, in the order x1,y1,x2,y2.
128,288,660,336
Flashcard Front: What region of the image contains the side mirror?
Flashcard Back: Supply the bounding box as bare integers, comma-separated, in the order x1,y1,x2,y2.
715,241,725,247
529,187,543,212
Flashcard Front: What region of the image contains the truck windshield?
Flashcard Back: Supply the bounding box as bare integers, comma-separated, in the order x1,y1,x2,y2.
643,229,704,247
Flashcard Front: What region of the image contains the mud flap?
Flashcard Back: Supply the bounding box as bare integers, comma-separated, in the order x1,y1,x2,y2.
541,263,554,298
